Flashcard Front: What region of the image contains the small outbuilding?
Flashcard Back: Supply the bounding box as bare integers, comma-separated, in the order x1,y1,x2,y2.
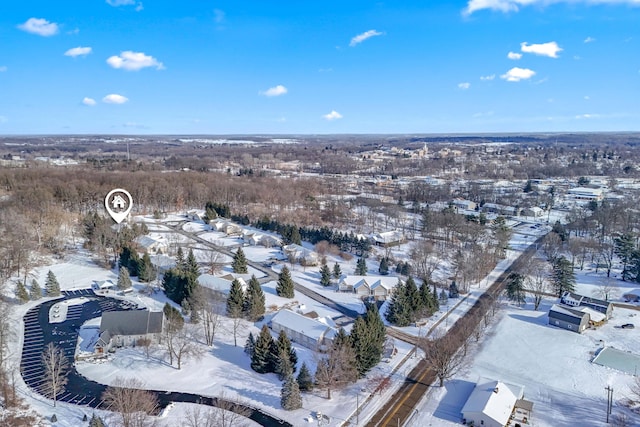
548,304,590,333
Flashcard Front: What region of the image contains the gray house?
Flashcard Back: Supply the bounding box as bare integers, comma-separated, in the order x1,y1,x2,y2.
548,304,590,333
95,310,164,354
560,291,613,319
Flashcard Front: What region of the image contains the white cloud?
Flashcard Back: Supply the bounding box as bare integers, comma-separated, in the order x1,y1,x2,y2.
584,36,596,43
0,66,7,72
464,0,640,16
18,18,59,37
350,30,384,47
507,51,522,60
500,67,536,82
323,110,343,121
458,82,471,89
260,85,288,97
521,41,562,58
102,94,129,104
107,51,164,71
135,2,144,11
480,74,495,80
64,47,92,57
82,97,97,106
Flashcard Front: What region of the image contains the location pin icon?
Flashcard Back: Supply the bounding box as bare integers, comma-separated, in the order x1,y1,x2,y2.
105,188,134,224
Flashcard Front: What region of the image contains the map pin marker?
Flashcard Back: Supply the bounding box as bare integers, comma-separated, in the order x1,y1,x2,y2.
105,188,133,224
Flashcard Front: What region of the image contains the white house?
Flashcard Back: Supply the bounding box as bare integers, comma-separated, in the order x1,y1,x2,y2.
461,379,532,427
269,309,337,352
198,273,248,295
521,206,544,218
135,235,169,255
95,310,164,354
209,219,243,236
567,187,604,202
371,230,405,247
282,244,319,266
338,275,402,300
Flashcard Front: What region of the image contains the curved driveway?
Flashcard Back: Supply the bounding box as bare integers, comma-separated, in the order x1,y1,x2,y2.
20,289,291,427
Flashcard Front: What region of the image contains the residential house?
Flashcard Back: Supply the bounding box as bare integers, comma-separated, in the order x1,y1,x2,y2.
242,231,282,248
198,273,248,296
95,310,164,354
567,187,604,202
560,291,613,319
282,244,319,266
186,210,206,222
461,379,532,427
451,199,477,212
209,219,243,236
548,304,590,333
521,207,544,218
269,309,337,352
338,275,402,300
370,230,405,247
135,235,169,255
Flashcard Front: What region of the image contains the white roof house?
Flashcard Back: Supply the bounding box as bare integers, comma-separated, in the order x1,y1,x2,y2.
282,244,319,266
198,274,248,295
461,379,525,427
270,309,337,351
567,187,604,201
338,275,402,300
134,235,169,255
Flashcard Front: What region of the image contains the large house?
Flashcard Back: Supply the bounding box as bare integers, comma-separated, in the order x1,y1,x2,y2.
338,275,402,300
282,244,319,266
548,304,591,333
560,291,613,319
269,309,337,352
95,310,164,354
198,273,248,296
461,379,532,427
370,230,406,247
135,235,169,255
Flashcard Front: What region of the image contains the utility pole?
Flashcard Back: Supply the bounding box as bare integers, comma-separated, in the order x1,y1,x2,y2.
605,385,613,423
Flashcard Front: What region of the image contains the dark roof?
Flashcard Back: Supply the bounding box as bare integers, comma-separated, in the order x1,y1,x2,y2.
549,304,589,325
100,310,163,336
515,399,534,412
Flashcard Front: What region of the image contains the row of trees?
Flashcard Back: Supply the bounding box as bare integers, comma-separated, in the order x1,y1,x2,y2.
386,277,439,327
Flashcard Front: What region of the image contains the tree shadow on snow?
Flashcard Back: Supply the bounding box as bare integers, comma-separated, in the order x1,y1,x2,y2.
433,379,476,423
225,384,281,410
508,313,549,327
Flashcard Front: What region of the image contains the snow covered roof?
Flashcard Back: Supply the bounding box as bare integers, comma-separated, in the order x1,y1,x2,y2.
461,379,524,427
100,310,163,336
340,275,401,291
576,306,606,323
549,304,589,321
270,309,337,343
198,274,247,294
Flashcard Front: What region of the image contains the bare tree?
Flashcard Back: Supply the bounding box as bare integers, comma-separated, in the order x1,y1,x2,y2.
541,232,563,262
314,340,358,399
410,240,440,292
184,394,252,427
195,288,225,347
228,306,245,347
522,259,550,311
206,250,226,275
420,331,466,387
592,276,619,302
41,343,69,407
102,377,158,427
172,325,203,370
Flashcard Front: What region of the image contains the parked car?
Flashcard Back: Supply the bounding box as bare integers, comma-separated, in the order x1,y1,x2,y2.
621,323,635,329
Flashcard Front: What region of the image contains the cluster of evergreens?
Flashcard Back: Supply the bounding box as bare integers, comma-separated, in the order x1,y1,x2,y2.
118,246,155,282
226,275,266,321
385,277,439,327
245,325,298,379
162,248,200,305
350,303,387,376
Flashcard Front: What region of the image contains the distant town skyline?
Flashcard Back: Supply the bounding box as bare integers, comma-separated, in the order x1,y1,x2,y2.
1,1,639,134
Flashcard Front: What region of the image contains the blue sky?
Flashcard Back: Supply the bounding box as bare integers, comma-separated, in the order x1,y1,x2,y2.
0,0,639,134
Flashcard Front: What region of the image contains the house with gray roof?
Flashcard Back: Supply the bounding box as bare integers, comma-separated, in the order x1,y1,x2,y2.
95,310,164,354
548,304,590,333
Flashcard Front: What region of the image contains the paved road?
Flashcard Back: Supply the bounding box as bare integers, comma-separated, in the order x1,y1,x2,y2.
20,290,292,426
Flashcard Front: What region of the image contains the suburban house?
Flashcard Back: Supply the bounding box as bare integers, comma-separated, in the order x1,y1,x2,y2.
186,210,206,222
93,280,116,292
548,304,591,333
370,230,405,247
282,244,319,266
521,207,544,218
560,291,613,319
135,235,169,255
461,379,532,427
269,309,337,352
198,273,248,296
95,310,164,354
451,199,477,212
242,231,282,248
567,187,604,202
209,219,243,236
338,275,402,300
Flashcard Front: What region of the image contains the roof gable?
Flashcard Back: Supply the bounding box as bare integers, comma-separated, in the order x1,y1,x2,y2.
100,310,164,336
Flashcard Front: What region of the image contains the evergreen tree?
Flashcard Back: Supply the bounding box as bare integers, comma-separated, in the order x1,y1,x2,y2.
505,273,526,306
226,279,245,316
244,275,266,321
296,362,313,392
117,266,132,290
89,413,106,427
614,233,636,281
232,247,248,274
45,270,61,296
276,329,298,369
29,279,42,300
175,247,186,271
418,282,438,316
186,249,200,277
319,264,332,287
276,266,295,298
405,276,420,313
119,245,140,276
351,308,385,377
333,262,342,279
551,256,576,296
378,257,389,275
251,325,275,373
244,332,256,357
275,347,293,381
280,374,302,410
355,257,367,275
138,253,155,283
439,289,449,305
16,281,29,303
385,279,413,326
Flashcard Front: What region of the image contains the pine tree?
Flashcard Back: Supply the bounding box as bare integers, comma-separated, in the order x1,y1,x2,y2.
275,348,293,381
296,362,313,392
276,266,295,298
378,257,389,275
251,325,274,374
385,279,412,327
276,329,297,369
418,282,438,316
45,270,61,296
351,303,386,377
244,332,256,357
281,374,302,410
244,275,266,321
138,253,155,283
333,262,342,279
615,233,636,281
552,256,576,297
232,247,248,274
16,281,29,303
506,273,526,306
175,247,186,272
355,257,367,275
117,266,132,290
89,413,106,427
319,264,332,287
29,279,42,300
186,249,200,277
405,277,419,313
119,246,139,276
226,279,245,316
